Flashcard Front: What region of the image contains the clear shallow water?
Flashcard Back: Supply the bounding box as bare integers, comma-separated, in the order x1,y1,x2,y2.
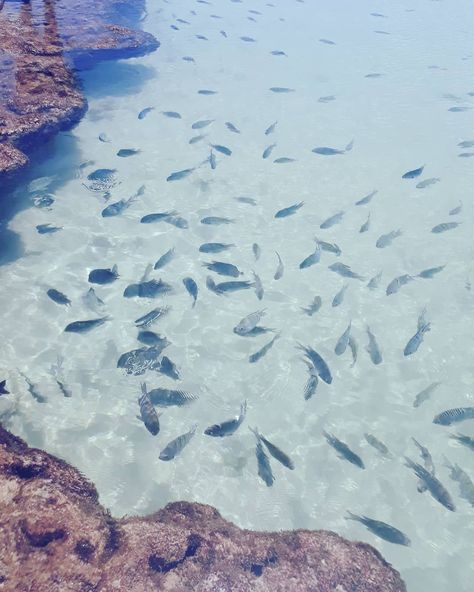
1,0,474,589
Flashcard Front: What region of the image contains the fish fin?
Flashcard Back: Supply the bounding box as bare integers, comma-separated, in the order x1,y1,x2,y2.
111,264,118,275
141,382,148,396
240,400,248,418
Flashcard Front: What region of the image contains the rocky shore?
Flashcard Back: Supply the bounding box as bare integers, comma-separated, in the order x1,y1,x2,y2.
0,424,406,591
0,0,159,181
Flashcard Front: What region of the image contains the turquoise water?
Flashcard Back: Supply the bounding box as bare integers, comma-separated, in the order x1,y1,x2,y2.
1,0,474,589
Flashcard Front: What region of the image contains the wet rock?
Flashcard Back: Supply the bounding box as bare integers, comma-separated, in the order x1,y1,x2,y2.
0,0,159,181
0,425,406,591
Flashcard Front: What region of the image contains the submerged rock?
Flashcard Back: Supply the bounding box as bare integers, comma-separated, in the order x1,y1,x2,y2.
0,425,406,591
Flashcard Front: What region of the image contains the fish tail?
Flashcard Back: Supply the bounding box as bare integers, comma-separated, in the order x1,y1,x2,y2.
240,400,248,419
249,426,260,440
345,511,359,522
140,382,148,396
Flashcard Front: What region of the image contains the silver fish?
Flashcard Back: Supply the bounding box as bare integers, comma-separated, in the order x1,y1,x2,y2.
329,262,364,280
332,284,348,307
413,382,441,408
138,383,161,436
335,322,351,355
154,248,175,270
431,222,461,234
376,229,402,248
412,437,435,493
324,431,365,469
159,424,198,461
366,326,382,365
405,456,455,511
262,143,277,159
296,343,332,384
404,309,431,356
355,190,377,206
359,213,371,233
249,334,279,363
450,433,474,452
255,439,275,487
274,251,284,280
320,211,344,229
204,401,247,437
234,310,266,335
386,274,414,296
416,177,440,189
249,427,295,470
265,121,278,135
417,265,446,279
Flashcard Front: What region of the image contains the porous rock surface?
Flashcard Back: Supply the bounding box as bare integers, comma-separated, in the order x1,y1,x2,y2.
0,0,158,180
0,425,407,592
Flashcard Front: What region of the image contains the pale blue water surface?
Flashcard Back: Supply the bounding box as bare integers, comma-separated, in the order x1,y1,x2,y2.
1,1,474,590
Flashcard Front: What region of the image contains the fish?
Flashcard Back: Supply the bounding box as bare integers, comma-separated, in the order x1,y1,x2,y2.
345,513,411,546
416,177,440,189
49,357,72,398
117,148,140,158
140,211,178,224
329,262,364,280
274,251,284,279
182,56,195,63
117,346,169,376
271,50,287,56
252,243,261,261
431,222,461,233
203,261,241,278
159,424,198,461
220,30,227,36
450,433,474,452
359,213,371,233
364,433,391,457
189,134,207,144
376,229,402,248
402,165,424,179
195,34,208,40
200,216,234,225
198,89,218,95
449,202,462,216
299,243,321,269
444,458,474,507
204,401,247,437
18,371,47,403
148,388,197,407
225,122,240,133
265,121,278,135
199,242,234,253
417,265,446,279
135,307,170,328
458,140,474,148
275,201,304,218
191,119,214,129
411,438,435,493
138,383,161,436
183,277,198,307
296,343,332,384
255,439,275,487
99,132,111,143
123,279,172,299
154,248,175,270
312,147,345,156
0,380,9,395
386,274,414,296
36,224,62,234
88,265,119,285
138,107,154,120
319,38,336,44
274,157,295,163
433,407,474,426
404,309,431,357
414,382,441,408
320,211,344,229
137,331,170,348
316,239,342,256
253,272,264,300
348,336,358,367
366,326,382,364
302,362,319,400
448,106,470,112
235,196,257,206
249,427,295,470
47,288,71,306
458,152,474,158
355,190,378,206
318,95,336,103
269,87,295,93
234,310,266,336
262,143,277,159
404,457,455,511
211,144,232,156
158,356,180,380
83,288,105,313
164,215,189,229
249,334,279,363
65,317,110,333
335,322,351,356
239,327,275,338
324,431,365,469
208,279,254,294
102,185,144,217
367,271,382,290
301,296,322,316
167,168,195,182
209,150,217,170
241,36,256,42
332,284,348,307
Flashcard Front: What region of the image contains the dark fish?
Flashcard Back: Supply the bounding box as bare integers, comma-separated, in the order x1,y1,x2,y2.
249,334,279,364
359,214,371,233
161,111,182,119
204,401,247,437
405,457,455,511
117,148,140,158
262,143,276,159
449,202,462,216
137,331,170,348
348,336,358,367
199,242,234,253
319,38,336,44
18,371,47,404
158,356,180,380
318,95,336,103
117,346,168,376
138,107,154,120
192,119,214,129
183,277,198,307
299,243,321,269
413,382,441,408
301,296,322,316
203,261,241,277
102,185,144,217
317,239,341,256
250,427,294,470
201,216,234,225
270,50,287,56
36,224,62,234
154,248,175,270
252,243,261,261
135,307,170,328
235,196,257,206
275,201,304,218
296,343,332,384
404,309,430,356
458,140,474,148
148,388,197,407
450,433,474,452
364,433,391,457
159,424,197,461
269,87,294,93
355,190,378,206
345,512,411,546
431,222,461,233
195,34,208,40
99,132,111,143
209,150,217,170
433,407,474,426
320,211,344,229
332,284,348,307
0,380,9,395
208,278,254,294
417,265,446,279
225,122,240,133
198,89,218,95
412,438,435,493
241,36,256,42
88,265,119,285
303,363,319,400
65,317,110,333
265,121,278,135
328,262,364,280
47,288,71,306
123,279,172,299
324,431,365,469
402,165,424,179
335,322,351,355
274,157,295,163
255,439,275,486
167,168,195,182
366,326,382,364
386,274,414,295
182,56,195,63
138,383,161,435
140,211,178,224
189,134,207,144
211,144,232,156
